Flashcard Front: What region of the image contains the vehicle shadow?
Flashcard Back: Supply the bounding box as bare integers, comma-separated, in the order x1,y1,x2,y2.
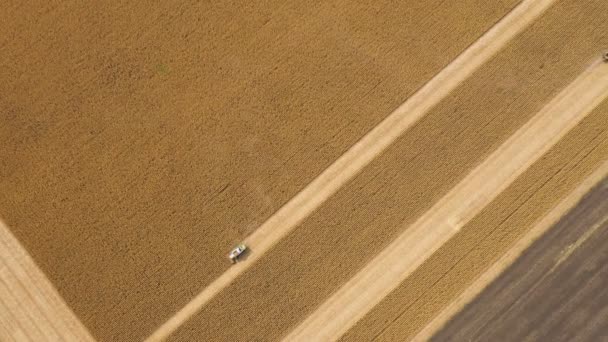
236,246,253,263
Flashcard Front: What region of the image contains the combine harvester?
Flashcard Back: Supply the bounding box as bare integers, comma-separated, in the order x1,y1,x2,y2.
228,244,247,264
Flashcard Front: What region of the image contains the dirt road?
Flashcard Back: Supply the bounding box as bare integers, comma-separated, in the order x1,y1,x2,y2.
432,178,608,342
0,1,520,340
166,1,608,340
285,59,608,342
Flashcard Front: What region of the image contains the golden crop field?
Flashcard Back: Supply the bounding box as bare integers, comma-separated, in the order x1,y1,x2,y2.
1,0,608,341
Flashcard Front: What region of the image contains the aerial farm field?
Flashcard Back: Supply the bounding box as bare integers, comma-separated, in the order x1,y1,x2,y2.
0,0,519,339
343,100,608,342
1,0,608,341
433,176,608,342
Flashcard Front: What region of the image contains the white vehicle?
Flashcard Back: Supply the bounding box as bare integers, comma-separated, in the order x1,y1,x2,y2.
228,244,247,264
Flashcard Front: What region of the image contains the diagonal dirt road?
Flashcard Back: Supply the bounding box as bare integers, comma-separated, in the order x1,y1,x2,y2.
146,1,556,339
284,58,608,342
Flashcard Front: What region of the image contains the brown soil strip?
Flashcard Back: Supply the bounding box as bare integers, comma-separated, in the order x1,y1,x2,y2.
148,0,552,339
286,58,608,342
430,177,608,342
342,92,608,342
0,1,520,340
414,159,608,341
166,2,608,341
0,221,94,341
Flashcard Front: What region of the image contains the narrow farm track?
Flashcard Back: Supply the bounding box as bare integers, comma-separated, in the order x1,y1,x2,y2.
0,1,522,340
286,59,608,342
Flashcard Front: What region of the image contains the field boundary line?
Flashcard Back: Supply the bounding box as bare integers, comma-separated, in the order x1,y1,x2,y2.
0,220,95,342
146,0,556,339
412,159,608,342
284,59,608,342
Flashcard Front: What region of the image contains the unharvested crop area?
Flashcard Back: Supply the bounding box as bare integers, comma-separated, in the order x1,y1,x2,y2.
0,1,519,340
2,0,608,341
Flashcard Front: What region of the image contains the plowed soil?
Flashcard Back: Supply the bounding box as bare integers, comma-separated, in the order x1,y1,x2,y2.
168,1,608,340
0,1,520,340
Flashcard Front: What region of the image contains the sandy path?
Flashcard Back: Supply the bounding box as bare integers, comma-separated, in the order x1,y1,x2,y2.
145,1,554,339
285,59,608,342
0,220,93,342
413,159,608,341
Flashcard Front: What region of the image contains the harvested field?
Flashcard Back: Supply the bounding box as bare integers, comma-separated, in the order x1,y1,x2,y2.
0,0,519,340
1,0,608,341
432,177,608,342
